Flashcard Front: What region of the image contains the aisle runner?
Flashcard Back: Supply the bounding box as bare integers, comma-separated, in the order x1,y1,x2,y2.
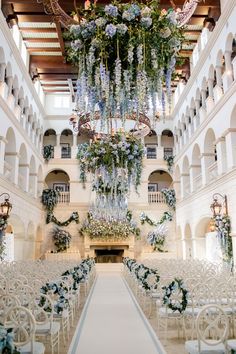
69,269,166,354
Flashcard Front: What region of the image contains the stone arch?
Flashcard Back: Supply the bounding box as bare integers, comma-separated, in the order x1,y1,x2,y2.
148,169,172,191
4,127,17,183
195,217,212,259
18,143,28,191
60,129,73,158
45,169,70,202
43,129,56,147
161,129,174,150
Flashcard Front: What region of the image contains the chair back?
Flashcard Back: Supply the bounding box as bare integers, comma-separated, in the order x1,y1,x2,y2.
196,304,229,350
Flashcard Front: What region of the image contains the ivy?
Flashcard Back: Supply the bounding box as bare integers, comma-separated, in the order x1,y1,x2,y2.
43,145,54,162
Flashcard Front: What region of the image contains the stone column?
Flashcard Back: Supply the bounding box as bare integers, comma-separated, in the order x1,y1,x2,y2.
225,128,236,170
215,137,227,175
0,136,7,174
157,134,161,147
215,65,223,88
232,57,236,82
6,76,13,96
0,63,6,83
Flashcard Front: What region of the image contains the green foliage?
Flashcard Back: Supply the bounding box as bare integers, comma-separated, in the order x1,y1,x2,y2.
43,145,54,162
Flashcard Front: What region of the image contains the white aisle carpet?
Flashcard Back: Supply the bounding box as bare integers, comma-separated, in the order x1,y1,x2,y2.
68,265,166,354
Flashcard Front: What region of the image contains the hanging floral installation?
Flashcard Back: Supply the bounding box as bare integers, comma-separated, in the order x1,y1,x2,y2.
77,133,144,191
41,189,79,226
43,145,54,161
80,210,140,240
66,0,185,128
140,211,173,252
213,215,233,264
51,227,72,253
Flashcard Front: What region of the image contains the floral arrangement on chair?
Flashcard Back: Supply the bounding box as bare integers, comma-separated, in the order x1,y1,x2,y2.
40,281,69,314
0,323,20,353
162,278,188,313
51,227,72,253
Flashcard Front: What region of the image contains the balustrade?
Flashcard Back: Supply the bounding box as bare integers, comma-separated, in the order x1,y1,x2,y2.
148,192,166,204
57,191,70,203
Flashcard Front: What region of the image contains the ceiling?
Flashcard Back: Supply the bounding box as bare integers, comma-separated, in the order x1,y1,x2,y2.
1,0,221,95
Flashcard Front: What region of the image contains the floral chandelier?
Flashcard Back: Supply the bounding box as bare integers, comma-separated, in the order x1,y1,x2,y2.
66,0,186,135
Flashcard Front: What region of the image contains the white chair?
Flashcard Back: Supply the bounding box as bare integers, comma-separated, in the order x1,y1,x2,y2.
0,294,20,323
29,294,60,354
4,305,45,354
185,304,229,354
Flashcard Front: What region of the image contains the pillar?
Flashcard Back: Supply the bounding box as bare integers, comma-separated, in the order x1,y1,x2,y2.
6,76,13,96
225,128,236,169
215,137,227,175
0,63,6,83
157,134,161,147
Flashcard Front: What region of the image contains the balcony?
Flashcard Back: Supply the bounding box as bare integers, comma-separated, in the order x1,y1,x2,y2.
61,146,71,159
163,147,173,158
57,192,70,203
148,192,166,204
146,146,157,159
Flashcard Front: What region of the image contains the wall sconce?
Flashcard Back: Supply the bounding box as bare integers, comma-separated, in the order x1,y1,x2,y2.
0,193,12,238
209,219,216,232
210,193,228,217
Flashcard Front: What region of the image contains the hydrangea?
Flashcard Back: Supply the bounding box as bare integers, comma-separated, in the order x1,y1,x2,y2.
105,4,118,17
70,24,81,35
141,17,152,28
141,6,152,17
122,10,135,21
116,24,128,36
105,24,117,38
129,4,140,16
71,39,83,51
167,10,177,25
95,17,107,27
159,27,171,38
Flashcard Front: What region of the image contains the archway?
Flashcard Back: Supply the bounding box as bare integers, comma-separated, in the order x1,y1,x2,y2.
43,129,56,153
18,143,28,191
45,169,70,203
161,129,174,158
203,128,217,183
195,217,214,260
7,214,25,261
60,129,73,158
144,130,158,159
148,170,173,203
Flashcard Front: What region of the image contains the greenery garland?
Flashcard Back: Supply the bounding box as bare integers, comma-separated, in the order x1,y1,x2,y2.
162,278,188,313
41,189,79,227
164,155,175,173
46,211,79,226
161,188,176,210
213,215,233,264
140,211,173,226
43,145,54,162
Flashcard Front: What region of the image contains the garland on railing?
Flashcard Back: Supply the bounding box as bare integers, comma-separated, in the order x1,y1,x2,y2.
41,189,79,226
51,227,72,253
161,188,176,210
213,215,233,264
164,155,175,173
140,211,173,226
43,145,54,162
0,324,20,353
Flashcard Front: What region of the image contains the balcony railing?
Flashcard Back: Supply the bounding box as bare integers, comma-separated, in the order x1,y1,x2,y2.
61,146,71,159
146,149,157,159
148,192,166,204
57,192,70,203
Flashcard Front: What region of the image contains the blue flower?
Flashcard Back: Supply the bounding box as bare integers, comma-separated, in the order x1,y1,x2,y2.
129,4,140,16
128,155,134,160
105,4,118,17
70,24,81,35
141,17,152,28
71,39,83,50
95,17,107,28
105,24,117,38
122,10,135,21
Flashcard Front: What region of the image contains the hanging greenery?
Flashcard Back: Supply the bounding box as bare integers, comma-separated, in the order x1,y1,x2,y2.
46,211,79,226
77,133,144,192
51,227,72,253
161,188,176,210
140,211,173,252
80,211,140,240
41,189,79,227
66,0,185,123
43,145,54,162
164,155,175,172
213,215,233,264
